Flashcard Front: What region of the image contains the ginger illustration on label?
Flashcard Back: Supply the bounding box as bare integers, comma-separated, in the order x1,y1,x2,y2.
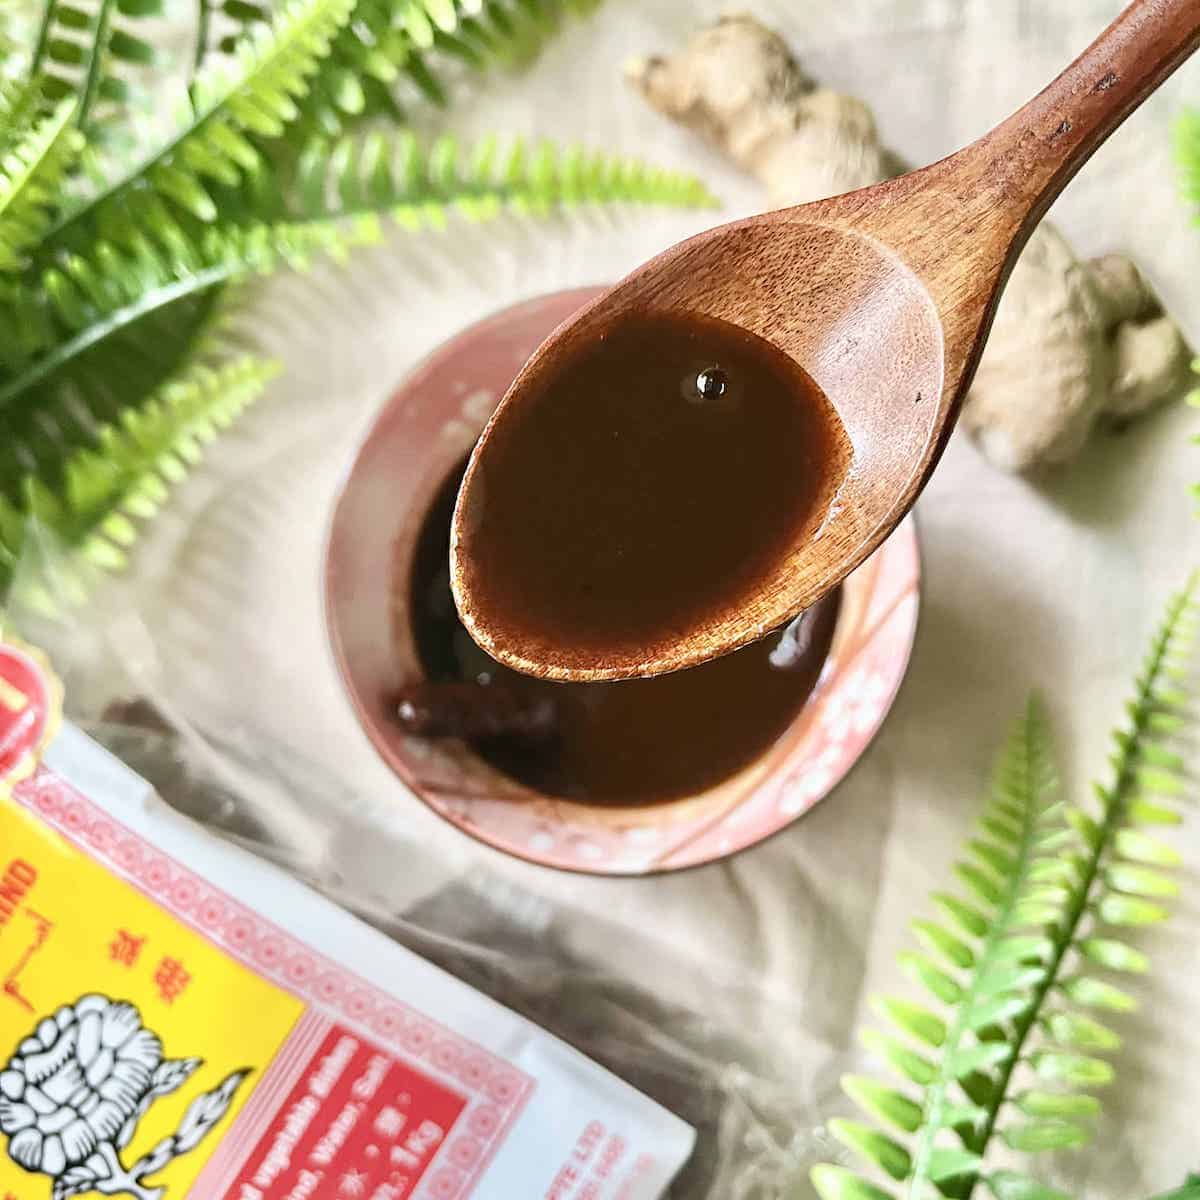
0,995,248,1199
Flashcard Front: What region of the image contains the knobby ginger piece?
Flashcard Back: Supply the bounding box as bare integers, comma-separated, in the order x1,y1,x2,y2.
627,13,1191,472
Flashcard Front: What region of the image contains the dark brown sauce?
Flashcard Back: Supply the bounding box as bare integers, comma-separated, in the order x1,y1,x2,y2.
454,309,851,670
404,462,841,805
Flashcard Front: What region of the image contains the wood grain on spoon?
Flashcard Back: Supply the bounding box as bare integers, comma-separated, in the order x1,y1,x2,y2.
452,0,1200,682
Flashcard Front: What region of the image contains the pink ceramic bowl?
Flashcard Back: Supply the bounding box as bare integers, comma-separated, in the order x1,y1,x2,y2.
325,288,920,875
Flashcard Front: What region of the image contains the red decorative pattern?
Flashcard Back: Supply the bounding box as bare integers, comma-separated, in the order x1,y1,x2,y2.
11,771,535,1200
225,1023,469,1200
0,641,56,788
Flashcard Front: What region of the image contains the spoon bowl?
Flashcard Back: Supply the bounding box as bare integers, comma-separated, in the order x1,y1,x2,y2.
453,0,1200,682
453,217,944,680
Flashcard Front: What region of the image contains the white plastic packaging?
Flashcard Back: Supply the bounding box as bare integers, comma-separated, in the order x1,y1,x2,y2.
1,720,695,1200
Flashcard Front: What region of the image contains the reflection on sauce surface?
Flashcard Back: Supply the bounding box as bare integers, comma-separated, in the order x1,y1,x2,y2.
453,309,851,671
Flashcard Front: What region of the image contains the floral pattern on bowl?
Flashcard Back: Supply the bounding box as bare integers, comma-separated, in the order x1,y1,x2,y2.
325,288,920,875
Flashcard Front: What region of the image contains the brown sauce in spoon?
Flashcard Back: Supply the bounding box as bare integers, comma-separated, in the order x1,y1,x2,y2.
452,309,852,675
404,461,841,805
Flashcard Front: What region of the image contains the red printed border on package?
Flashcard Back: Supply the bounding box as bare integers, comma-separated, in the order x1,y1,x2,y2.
10,769,535,1200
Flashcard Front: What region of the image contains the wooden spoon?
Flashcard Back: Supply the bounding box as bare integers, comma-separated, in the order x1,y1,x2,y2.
453,0,1200,682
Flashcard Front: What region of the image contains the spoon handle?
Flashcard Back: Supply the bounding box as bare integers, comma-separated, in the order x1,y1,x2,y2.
979,0,1200,235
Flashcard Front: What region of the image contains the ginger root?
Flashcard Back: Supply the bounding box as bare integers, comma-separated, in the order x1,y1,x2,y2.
627,14,1191,472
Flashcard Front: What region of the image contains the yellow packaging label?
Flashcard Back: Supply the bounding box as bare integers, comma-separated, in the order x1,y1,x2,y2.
0,698,692,1200
0,800,302,1200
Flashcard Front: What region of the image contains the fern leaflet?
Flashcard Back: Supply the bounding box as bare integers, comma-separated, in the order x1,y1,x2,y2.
284,130,718,225
194,0,273,79
44,0,357,250
0,89,81,270
30,0,161,129
813,576,1197,1200
1146,1176,1200,1200
1175,108,1200,218
0,353,278,605
294,0,602,136
1174,111,1200,509
0,212,348,495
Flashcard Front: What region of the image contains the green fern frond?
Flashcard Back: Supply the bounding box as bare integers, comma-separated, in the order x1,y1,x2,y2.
1175,109,1200,218
1176,113,1200,506
3,280,224,503
0,7,27,75
0,79,43,148
0,0,717,603
30,0,161,130
0,212,351,493
1189,382,1198,508
415,0,604,79
2,214,343,377
301,0,434,135
0,353,277,605
295,0,601,136
814,577,1197,1200
198,0,603,128
45,0,357,250
194,0,273,78
816,700,1060,1200
1,129,709,542
284,130,718,226
454,0,603,71
0,90,82,269
1146,1175,1200,1200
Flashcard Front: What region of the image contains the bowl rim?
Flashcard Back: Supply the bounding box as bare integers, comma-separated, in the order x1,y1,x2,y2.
323,287,922,876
